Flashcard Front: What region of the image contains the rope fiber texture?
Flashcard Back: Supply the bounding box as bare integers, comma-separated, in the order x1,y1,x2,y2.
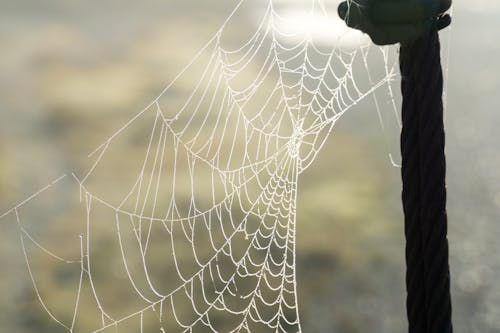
399,24,453,333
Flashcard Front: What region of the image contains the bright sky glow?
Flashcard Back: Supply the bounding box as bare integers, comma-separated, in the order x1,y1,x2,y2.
271,5,370,48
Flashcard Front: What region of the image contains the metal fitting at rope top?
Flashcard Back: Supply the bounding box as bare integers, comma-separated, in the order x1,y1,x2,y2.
337,0,452,45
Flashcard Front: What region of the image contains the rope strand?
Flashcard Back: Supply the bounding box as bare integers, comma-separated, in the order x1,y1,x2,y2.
400,25,453,333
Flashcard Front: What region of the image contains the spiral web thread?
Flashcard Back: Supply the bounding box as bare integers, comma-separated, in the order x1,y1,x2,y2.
0,1,399,332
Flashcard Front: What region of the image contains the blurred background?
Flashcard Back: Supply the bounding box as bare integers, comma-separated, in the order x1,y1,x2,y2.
0,0,498,332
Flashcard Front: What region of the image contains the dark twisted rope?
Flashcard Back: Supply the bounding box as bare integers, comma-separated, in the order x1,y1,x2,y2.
400,24,453,333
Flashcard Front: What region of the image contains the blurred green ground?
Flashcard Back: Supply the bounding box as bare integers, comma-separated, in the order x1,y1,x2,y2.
0,1,499,332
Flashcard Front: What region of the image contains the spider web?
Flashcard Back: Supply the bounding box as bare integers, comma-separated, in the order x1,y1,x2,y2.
0,0,400,332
